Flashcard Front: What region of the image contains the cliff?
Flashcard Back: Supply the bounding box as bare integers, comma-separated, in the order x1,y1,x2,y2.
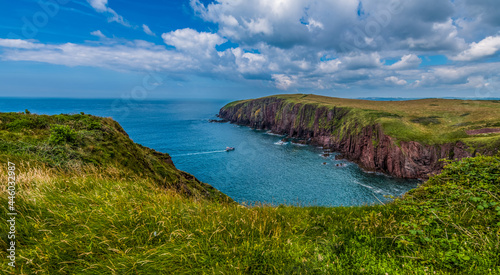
219,94,500,179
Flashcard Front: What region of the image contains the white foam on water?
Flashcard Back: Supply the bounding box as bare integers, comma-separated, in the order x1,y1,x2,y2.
274,141,289,145
291,142,307,146
266,130,284,136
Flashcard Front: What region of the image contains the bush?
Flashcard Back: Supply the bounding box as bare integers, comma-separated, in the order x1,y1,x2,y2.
7,118,33,131
5,116,49,131
49,124,78,145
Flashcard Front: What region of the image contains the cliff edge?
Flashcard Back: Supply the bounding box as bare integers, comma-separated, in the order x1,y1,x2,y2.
219,94,500,178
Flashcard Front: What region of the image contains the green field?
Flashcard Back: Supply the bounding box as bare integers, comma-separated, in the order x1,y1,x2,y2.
224,94,500,149
1,112,499,274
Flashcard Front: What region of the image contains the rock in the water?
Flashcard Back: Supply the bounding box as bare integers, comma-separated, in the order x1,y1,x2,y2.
209,119,229,123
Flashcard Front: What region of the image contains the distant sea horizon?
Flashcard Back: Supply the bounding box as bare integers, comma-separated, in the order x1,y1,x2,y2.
1,95,500,102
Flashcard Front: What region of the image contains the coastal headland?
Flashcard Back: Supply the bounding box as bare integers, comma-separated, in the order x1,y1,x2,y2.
219,94,500,178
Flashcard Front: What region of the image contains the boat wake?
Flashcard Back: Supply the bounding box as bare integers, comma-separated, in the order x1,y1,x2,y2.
172,150,227,157
353,180,385,194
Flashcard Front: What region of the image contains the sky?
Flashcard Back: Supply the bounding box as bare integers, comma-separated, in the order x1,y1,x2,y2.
0,0,499,99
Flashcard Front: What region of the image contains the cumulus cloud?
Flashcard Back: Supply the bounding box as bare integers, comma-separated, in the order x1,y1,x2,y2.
142,24,155,36
87,0,129,26
451,35,500,61
190,0,359,48
231,48,268,76
1,0,499,94
316,59,342,74
272,74,297,90
341,53,382,70
385,76,407,85
162,28,225,58
389,54,421,70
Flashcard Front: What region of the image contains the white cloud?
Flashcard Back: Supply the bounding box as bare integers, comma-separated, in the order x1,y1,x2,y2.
452,35,500,61
305,19,324,32
90,30,106,38
88,0,108,12
142,24,155,36
316,59,342,74
0,39,40,49
190,0,358,48
161,28,225,58
244,18,273,35
341,53,382,70
389,54,421,70
0,38,191,72
86,0,129,26
272,74,296,90
385,76,407,85
231,48,268,75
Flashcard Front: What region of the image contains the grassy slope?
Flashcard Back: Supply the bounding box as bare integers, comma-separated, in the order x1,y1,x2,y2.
1,112,499,274
224,94,500,149
0,112,228,201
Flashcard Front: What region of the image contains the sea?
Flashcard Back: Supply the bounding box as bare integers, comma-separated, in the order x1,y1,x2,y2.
0,98,419,206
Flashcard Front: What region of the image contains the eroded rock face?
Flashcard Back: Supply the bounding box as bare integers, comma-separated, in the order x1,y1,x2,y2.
219,97,472,179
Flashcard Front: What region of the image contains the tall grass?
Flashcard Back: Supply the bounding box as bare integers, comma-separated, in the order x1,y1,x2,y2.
1,156,499,274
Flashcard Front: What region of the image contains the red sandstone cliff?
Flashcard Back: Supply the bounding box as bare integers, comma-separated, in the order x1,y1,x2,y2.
219,97,472,179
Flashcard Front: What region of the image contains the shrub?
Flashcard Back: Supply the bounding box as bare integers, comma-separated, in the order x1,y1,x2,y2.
49,124,78,145
7,118,33,131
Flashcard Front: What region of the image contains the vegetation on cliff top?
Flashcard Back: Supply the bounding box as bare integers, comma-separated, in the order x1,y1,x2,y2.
223,94,500,149
0,112,227,201
1,112,499,274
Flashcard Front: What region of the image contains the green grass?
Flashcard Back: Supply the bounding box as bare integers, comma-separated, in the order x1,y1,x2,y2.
0,112,228,201
1,111,499,274
1,156,499,274
222,94,500,148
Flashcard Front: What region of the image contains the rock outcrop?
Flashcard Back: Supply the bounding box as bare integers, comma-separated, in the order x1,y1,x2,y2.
219,97,472,179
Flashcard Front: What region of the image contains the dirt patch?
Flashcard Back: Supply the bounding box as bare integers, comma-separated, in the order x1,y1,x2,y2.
466,128,500,135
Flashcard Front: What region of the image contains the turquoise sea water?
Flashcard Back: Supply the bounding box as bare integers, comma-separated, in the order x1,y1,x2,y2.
0,98,419,206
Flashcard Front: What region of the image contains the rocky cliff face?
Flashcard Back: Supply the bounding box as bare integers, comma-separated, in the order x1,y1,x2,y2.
219,97,472,179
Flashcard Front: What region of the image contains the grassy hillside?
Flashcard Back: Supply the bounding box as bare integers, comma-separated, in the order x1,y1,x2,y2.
0,112,228,201
224,94,500,149
1,112,499,274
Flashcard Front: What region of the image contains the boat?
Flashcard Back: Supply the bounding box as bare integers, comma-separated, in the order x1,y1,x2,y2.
225,147,235,151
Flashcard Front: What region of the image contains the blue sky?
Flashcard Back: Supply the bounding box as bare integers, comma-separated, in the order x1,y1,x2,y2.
0,0,499,99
